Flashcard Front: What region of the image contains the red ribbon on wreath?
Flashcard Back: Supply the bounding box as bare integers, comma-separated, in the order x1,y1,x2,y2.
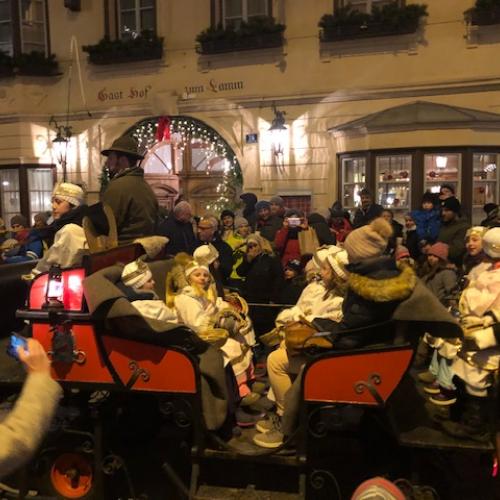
156,116,171,142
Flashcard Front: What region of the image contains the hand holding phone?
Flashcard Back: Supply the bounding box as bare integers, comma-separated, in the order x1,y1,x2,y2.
6,334,28,361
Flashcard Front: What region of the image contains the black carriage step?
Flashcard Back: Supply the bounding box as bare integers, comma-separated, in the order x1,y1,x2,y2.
195,485,302,499
202,447,298,466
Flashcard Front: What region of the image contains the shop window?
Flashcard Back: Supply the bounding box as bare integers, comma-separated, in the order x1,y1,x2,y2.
222,0,270,28
376,154,411,220
472,153,499,224
341,156,366,211
424,153,461,198
0,0,49,56
118,0,155,39
0,166,54,225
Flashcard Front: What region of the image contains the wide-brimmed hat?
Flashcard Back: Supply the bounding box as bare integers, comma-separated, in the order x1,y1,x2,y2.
101,135,144,160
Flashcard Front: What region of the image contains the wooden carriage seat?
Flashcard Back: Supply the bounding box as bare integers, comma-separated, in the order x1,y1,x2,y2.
82,243,144,275
302,344,414,406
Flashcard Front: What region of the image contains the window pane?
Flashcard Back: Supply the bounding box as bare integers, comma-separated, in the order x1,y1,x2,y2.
0,1,11,20
140,8,155,31
247,0,267,17
120,11,137,37
28,169,53,221
140,0,154,7
121,0,135,10
0,169,20,225
472,153,499,224
424,153,461,197
342,157,366,210
190,141,226,173
225,0,242,18
143,144,173,174
0,22,12,44
376,154,411,221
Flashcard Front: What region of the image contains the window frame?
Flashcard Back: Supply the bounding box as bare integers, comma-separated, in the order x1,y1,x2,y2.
211,0,272,28
0,0,50,56
334,0,405,13
117,0,156,40
0,164,56,224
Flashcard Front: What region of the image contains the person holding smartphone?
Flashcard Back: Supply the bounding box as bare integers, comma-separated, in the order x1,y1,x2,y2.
0,338,62,478
274,209,307,267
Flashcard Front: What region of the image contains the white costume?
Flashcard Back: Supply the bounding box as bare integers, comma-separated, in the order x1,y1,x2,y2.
453,262,500,396
33,224,88,275
131,300,178,323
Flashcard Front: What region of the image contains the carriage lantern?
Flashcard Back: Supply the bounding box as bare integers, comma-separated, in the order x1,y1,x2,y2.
43,265,64,309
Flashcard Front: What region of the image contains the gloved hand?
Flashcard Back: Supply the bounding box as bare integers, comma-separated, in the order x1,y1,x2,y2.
461,315,485,330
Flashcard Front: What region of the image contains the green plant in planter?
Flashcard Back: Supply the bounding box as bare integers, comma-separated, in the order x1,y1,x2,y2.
82,30,163,64
196,16,285,52
15,51,59,76
319,2,427,40
0,50,15,76
465,0,500,24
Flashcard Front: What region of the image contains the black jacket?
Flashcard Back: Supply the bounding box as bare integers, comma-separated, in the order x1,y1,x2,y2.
324,256,416,349
257,215,282,242
236,253,283,304
307,213,336,245
353,204,384,228
158,216,197,256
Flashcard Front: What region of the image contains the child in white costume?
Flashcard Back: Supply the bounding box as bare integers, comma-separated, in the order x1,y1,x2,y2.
120,258,177,322
174,260,256,398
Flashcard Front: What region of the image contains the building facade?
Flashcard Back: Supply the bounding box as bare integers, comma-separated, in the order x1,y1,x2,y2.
1,0,500,224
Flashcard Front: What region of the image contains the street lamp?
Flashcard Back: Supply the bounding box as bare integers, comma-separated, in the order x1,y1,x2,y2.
268,105,287,164
49,116,72,181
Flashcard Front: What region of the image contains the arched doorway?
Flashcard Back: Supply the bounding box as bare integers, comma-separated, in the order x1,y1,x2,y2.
124,116,243,214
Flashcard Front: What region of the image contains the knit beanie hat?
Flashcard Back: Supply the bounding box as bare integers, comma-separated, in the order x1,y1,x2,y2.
325,249,349,280
465,226,488,240
395,245,410,261
351,476,405,500
344,218,393,263
193,244,219,266
428,242,449,261
185,260,210,278
482,227,500,259
483,203,498,215
234,216,249,229
270,196,285,206
312,245,339,270
121,258,153,289
10,214,28,228
255,200,271,212
52,182,85,207
329,202,345,218
441,196,461,214
221,209,235,219
421,191,436,205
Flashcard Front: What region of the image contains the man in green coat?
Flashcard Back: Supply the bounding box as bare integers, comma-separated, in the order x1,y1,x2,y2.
437,197,470,267
101,135,159,244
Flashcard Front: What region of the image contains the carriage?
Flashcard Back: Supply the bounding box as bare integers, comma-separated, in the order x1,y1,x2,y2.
0,245,497,499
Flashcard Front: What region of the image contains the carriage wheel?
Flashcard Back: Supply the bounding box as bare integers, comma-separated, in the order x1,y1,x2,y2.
49,453,93,499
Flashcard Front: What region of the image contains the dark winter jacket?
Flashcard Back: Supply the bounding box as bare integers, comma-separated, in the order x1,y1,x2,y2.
307,213,336,246
194,237,234,283
410,208,440,243
277,276,307,306
102,166,159,244
257,215,282,243
236,252,283,304
422,266,457,305
352,203,384,228
437,217,470,267
159,216,197,256
326,256,417,349
3,232,44,263
404,229,420,260
240,193,258,231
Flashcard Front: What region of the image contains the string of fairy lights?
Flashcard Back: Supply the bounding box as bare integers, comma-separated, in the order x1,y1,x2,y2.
129,116,242,213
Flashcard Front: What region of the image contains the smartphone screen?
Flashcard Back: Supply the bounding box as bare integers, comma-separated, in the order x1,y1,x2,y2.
6,334,28,360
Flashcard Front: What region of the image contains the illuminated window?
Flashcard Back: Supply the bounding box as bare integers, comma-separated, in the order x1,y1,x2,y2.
339,0,400,14
118,0,156,40
472,153,499,224
223,0,270,28
341,156,366,211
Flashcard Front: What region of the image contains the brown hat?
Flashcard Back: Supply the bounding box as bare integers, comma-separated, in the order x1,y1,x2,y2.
101,135,144,160
344,218,393,263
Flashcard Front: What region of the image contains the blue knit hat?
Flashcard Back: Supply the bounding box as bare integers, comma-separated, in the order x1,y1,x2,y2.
255,200,271,212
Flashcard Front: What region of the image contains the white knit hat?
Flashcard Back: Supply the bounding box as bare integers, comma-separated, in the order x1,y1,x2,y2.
312,245,343,270
185,260,210,278
482,227,500,259
325,249,349,280
52,182,85,207
193,244,219,266
121,258,152,289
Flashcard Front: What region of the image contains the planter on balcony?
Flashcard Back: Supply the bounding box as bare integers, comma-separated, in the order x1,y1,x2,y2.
0,51,15,78
82,32,163,65
465,6,500,26
319,3,427,43
196,16,285,55
15,52,60,76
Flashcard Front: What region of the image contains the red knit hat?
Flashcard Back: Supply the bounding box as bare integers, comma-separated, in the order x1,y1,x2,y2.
395,245,410,261
427,242,449,261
